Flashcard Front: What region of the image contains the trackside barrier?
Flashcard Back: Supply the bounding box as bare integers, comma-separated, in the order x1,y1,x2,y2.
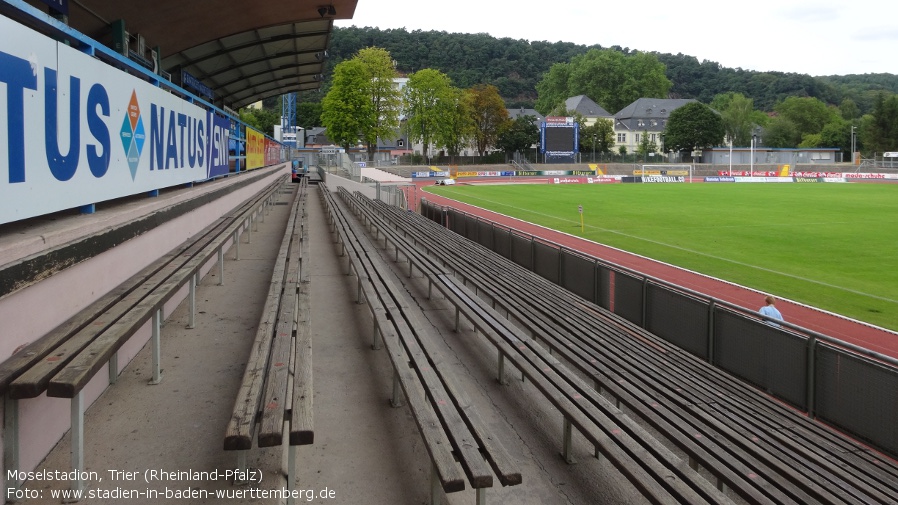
420,199,898,460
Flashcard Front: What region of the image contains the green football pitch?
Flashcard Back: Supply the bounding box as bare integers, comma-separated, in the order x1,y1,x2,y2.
427,182,898,331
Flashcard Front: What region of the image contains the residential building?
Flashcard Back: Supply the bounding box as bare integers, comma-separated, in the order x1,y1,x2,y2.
613,98,696,155
563,95,612,125
508,107,545,124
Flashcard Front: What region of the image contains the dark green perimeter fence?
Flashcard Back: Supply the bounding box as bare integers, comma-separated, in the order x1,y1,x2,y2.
420,198,898,460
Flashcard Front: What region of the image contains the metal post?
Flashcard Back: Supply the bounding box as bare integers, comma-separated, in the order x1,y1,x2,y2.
108,352,118,384
247,217,252,243
236,450,247,476
372,321,382,350
430,463,441,505
641,277,648,328
218,247,225,286
806,336,816,418
71,392,85,497
707,301,715,364
390,370,403,408
497,353,508,385
287,447,296,505
149,309,163,385
234,230,240,260
188,273,197,329
454,307,460,332
562,417,575,464
476,487,486,505
4,396,20,498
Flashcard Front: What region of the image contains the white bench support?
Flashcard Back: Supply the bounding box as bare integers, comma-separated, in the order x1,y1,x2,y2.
4,395,20,502
497,353,508,385
287,446,297,505
218,247,225,286
372,320,382,351
188,272,198,329
390,370,403,408
67,392,84,502
562,417,576,464
149,309,163,385
430,463,441,505
108,352,118,385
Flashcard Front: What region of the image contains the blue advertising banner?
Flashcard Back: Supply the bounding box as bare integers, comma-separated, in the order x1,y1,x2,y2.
182,70,214,101
0,16,225,224
207,112,230,178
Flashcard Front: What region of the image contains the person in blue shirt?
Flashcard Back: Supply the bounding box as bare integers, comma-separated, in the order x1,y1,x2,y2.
759,295,784,327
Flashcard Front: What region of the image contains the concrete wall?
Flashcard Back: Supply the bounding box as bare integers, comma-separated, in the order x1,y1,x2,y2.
0,164,289,478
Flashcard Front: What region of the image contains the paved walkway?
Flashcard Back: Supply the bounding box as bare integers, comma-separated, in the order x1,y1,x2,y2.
23,184,667,504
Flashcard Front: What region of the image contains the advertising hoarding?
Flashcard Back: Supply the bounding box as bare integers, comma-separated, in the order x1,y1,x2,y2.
0,16,230,224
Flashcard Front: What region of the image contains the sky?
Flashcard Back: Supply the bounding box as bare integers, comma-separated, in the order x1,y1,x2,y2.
337,0,897,77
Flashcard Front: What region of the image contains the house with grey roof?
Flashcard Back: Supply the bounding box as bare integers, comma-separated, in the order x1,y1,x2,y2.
564,95,612,125
614,98,696,155
507,107,545,124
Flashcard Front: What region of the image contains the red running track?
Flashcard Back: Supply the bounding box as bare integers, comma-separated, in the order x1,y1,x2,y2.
413,182,898,360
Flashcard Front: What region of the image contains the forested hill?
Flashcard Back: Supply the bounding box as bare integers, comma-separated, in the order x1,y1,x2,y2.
325,26,897,114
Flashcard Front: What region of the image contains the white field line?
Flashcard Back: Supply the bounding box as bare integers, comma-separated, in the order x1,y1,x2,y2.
454,194,898,305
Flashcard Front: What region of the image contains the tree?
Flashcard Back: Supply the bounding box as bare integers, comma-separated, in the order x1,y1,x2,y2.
839,98,860,122
535,49,671,115
580,119,615,158
297,102,322,128
404,69,455,161
435,87,474,159
864,93,898,153
465,84,509,157
239,107,280,137
636,130,658,160
357,47,402,160
662,102,725,152
321,47,401,159
774,96,838,137
321,58,369,149
763,117,801,148
710,92,767,146
496,115,539,157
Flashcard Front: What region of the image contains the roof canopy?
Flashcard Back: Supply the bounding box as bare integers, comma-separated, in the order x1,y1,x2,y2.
19,0,357,108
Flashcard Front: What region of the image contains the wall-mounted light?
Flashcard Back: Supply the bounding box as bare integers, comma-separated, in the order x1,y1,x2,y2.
318,5,336,17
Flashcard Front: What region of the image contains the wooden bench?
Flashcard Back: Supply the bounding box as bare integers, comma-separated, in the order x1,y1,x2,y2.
224,177,312,493
416,226,898,505
339,188,733,504
346,190,898,505
0,175,286,495
320,184,521,504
